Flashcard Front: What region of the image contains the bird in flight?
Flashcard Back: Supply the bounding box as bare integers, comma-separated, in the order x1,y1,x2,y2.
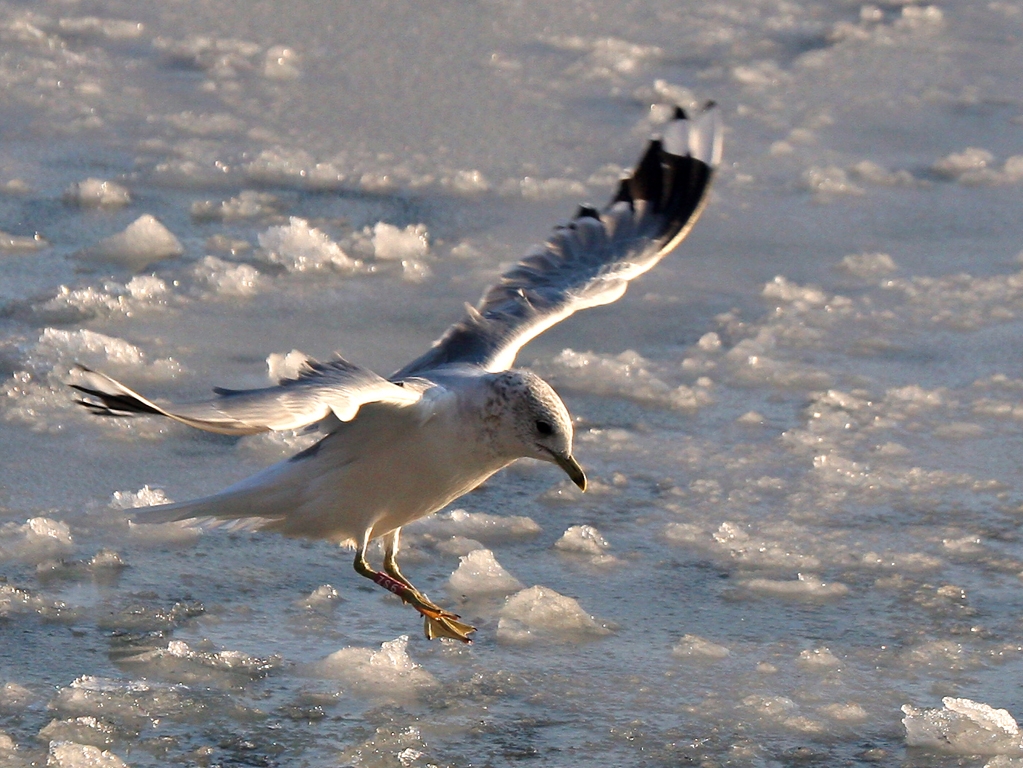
73,104,722,643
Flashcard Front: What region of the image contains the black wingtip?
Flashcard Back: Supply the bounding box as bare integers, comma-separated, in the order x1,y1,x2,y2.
673,106,688,121
574,204,601,220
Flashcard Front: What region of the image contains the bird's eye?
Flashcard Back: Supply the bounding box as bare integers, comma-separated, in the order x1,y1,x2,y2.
535,420,553,436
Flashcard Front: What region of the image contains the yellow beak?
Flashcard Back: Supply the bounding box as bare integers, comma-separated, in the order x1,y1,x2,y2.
554,453,587,491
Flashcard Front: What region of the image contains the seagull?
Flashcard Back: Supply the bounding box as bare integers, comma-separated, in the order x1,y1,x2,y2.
72,104,722,643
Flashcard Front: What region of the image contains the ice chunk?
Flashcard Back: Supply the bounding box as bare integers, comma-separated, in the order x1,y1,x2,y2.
672,634,731,660
433,536,485,556
190,255,264,297
265,349,313,382
121,639,280,685
933,147,994,180
63,178,131,209
57,16,144,40
820,703,869,722
337,724,431,768
36,549,126,583
35,275,173,322
0,230,46,251
111,487,171,512
554,525,610,555
497,585,611,644
243,148,346,189
257,217,355,272
0,682,37,713
801,165,864,199
0,517,73,564
315,636,437,702
153,34,261,78
47,741,128,768
737,574,849,599
0,731,18,764
77,215,184,270
732,60,789,87
0,583,75,621
371,223,427,262
554,525,618,565
190,190,280,221
446,549,523,596
263,45,300,80
848,160,919,187
49,676,199,727
39,716,116,749
300,584,340,613
442,169,490,194
742,694,824,733
798,647,841,670
500,176,588,200
837,252,897,279
902,697,1023,755
408,508,541,543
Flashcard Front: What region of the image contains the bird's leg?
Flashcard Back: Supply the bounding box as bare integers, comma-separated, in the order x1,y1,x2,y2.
354,533,475,643
381,528,424,594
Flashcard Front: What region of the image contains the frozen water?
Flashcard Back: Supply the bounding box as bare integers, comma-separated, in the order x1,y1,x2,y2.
77,215,184,271
903,697,1023,756
3,0,1023,765
445,548,524,597
496,585,612,644
63,179,132,210
314,636,437,703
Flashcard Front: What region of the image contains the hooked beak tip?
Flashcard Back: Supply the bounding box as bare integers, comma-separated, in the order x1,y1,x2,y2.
555,454,587,492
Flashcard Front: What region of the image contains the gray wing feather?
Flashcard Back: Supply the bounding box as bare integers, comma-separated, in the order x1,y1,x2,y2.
71,356,419,435
393,103,722,377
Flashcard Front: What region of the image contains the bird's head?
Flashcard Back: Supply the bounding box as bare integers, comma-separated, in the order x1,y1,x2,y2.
486,370,586,491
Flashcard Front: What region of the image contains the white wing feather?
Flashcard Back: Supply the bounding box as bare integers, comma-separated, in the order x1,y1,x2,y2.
393,103,722,377
71,356,420,435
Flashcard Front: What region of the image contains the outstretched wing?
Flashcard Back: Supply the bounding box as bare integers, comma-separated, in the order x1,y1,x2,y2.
71,356,420,435
393,103,722,378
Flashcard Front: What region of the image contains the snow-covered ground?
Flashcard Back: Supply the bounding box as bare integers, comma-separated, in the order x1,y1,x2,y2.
2,1,1023,765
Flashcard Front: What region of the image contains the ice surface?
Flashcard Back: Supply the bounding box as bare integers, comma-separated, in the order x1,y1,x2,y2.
445,548,523,597
4,0,1023,764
